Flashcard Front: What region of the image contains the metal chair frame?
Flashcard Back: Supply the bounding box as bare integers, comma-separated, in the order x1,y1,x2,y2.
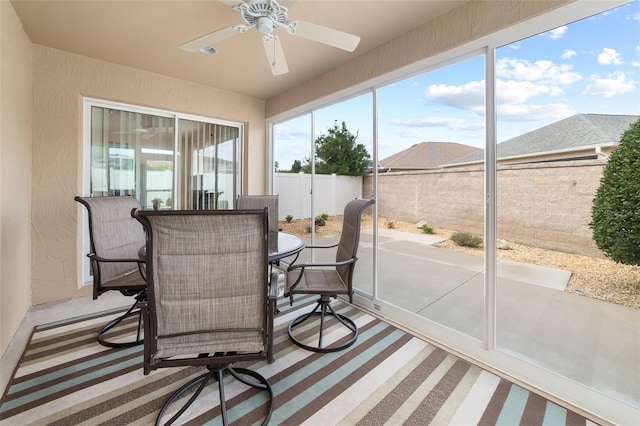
134,208,276,426
285,198,375,353
75,195,147,348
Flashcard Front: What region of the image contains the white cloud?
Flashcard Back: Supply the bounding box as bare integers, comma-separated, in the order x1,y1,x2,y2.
562,49,577,60
416,76,577,123
397,128,423,138
496,58,582,85
497,103,575,121
597,48,623,65
389,117,483,132
549,26,568,39
633,61,640,68
424,80,484,112
582,71,636,97
496,79,563,103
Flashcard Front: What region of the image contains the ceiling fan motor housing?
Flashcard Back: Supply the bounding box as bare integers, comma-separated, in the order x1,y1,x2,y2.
238,0,288,35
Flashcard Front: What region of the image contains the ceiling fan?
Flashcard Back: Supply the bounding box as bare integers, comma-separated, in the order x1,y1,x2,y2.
180,0,361,75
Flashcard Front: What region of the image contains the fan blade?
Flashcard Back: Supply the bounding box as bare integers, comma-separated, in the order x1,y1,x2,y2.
292,21,360,52
180,26,239,52
263,36,289,75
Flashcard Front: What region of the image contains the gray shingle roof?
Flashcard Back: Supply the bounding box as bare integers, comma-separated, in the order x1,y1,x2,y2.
447,114,639,165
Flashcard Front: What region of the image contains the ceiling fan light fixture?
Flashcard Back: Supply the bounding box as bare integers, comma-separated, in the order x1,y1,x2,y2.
199,46,217,55
256,16,274,35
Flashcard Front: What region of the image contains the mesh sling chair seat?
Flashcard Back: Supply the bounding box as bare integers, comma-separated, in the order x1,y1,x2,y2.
75,195,147,348
237,194,296,277
134,208,277,426
284,198,375,353
236,195,279,233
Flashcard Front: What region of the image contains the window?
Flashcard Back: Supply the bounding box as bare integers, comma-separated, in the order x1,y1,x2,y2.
268,1,638,421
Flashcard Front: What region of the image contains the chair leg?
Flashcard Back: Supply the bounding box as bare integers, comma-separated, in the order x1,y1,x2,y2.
155,364,273,426
288,295,358,353
156,370,214,426
97,299,144,348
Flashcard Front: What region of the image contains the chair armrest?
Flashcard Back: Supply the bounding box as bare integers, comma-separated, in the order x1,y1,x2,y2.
287,257,355,272
88,253,146,265
305,243,339,249
268,272,280,300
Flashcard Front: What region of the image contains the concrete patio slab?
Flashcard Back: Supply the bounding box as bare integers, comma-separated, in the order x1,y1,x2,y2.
287,228,639,409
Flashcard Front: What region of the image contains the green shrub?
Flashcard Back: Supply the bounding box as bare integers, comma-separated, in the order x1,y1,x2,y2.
386,219,396,229
286,214,293,223
320,213,329,220
305,224,313,233
590,118,640,266
450,232,483,248
421,225,434,234
315,216,326,226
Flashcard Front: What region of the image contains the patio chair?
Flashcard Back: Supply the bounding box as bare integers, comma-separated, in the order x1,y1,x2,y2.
133,208,277,426
284,197,374,352
237,194,292,270
74,195,147,348
236,195,280,233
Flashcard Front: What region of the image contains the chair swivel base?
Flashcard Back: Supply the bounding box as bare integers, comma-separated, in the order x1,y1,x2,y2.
97,300,143,348
156,364,273,426
288,295,358,353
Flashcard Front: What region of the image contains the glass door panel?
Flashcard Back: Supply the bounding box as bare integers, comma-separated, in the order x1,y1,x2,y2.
178,119,239,210
495,4,639,409
314,93,374,297
89,107,175,209
376,55,486,341
273,113,313,234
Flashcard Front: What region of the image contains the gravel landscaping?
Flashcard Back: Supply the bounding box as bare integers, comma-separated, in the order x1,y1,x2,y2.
280,214,640,309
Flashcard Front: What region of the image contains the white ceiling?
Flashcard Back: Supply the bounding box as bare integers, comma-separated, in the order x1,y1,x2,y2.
11,0,465,100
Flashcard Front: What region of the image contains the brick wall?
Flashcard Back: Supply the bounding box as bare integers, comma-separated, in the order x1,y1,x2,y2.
363,160,606,257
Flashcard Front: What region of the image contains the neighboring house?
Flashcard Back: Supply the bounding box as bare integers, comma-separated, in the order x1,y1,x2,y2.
379,141,481,171
445,114,639,167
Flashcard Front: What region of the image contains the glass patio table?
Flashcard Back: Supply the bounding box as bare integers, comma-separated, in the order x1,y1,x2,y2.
138,231,305,263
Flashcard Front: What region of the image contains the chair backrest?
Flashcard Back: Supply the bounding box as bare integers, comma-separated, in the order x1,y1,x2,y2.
75,195,145,285
134,209,269,361
237,195,279,234
335,198,375,287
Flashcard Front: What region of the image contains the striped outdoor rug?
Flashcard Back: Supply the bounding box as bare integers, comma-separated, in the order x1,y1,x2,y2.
1,296,594,425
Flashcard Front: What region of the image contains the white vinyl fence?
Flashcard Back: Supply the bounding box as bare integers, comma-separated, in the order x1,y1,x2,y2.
274,173,363,221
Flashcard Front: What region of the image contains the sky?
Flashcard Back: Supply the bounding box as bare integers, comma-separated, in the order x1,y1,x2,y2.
274,0,640,171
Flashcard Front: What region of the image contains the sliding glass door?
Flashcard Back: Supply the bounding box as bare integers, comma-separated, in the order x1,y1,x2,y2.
83,100,242,283
375,54,486,341
85,100,242,210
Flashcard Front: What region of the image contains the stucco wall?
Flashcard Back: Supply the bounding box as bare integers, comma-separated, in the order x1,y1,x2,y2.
31,46,266,306
1,1,33,355
363,160,606,257
265,0,570,117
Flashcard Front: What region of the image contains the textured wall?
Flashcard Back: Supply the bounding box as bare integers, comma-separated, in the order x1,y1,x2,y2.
31,46,265,305
1,1,33,355
364,160,605,257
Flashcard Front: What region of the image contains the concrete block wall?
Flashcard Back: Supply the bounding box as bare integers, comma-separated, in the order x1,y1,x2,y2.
364,160,606,257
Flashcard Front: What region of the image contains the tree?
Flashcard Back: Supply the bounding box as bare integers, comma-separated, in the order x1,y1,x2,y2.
590,118,640,266
290,159,302,173
302,121,370,176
